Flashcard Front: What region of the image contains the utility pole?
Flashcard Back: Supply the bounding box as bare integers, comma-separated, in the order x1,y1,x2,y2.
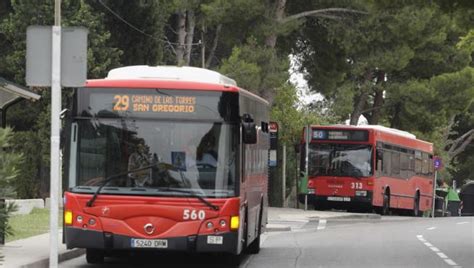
50,0,61,267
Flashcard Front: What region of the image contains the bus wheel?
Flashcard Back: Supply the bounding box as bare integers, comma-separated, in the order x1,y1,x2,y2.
226,253,241,266
86,248,104,264
247,233,260,254
412,194,420,217
246,207,262,254
382,193,390,215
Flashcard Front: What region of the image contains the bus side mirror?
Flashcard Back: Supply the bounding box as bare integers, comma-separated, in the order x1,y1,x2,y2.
242,113,257,144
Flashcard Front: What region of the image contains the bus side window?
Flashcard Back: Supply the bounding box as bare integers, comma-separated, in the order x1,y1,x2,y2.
383,150,391,176
415,151,422,174
392,152,400,176
376,149,383,175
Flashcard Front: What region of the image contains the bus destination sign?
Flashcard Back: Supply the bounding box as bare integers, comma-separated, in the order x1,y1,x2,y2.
113,94,196,114
312,129,368,141
83,89,238,121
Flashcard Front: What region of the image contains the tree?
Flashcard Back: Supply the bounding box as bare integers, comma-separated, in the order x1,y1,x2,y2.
293,1,470,125
0,0,122,197
93,0,173,66
0,127,22,251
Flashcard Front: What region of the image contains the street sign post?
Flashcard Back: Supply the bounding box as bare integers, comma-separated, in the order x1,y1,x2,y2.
25,1,87,267
432,156,442,218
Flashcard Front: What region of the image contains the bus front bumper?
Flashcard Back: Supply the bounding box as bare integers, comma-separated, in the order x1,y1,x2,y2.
65,227,239,254
298,191,373,208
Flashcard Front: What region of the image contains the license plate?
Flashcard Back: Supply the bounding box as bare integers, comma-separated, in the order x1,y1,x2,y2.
327,196,351,202
131,238,168,248
207,235,223,245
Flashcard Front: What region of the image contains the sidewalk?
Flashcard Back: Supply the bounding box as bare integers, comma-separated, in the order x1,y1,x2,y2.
266,207,380,232
0,230,84,268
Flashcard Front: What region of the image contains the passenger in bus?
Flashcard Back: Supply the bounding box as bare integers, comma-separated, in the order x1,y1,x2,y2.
128,139,152,187
196,134,218,168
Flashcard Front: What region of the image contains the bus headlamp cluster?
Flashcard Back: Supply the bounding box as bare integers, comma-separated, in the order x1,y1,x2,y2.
308,188,315,194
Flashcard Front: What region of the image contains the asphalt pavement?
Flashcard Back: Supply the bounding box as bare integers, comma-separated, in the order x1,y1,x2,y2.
0,207,378,268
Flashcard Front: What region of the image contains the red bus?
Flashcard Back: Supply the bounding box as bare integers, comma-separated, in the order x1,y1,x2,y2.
298,125,434,216
63,66,269,264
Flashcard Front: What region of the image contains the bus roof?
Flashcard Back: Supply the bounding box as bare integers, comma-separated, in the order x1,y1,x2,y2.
309,124,433,152
85,65,269,105
105,65,237,86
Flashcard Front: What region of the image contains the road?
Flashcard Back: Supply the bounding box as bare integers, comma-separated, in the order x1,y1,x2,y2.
61,216,473,268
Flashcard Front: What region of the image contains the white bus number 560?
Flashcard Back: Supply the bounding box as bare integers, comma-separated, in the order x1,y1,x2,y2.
183,209,206,220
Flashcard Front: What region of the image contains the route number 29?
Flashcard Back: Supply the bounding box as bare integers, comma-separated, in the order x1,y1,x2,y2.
113,95,130,111
183,209,206,220
351,182,363,189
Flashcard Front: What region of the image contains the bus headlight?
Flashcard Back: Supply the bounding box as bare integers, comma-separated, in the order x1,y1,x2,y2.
230,216,239,230
64,210,73,225
355,190,367,197
308,188,315,194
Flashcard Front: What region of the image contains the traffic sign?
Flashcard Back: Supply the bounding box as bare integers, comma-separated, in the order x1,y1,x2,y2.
433,156,442,170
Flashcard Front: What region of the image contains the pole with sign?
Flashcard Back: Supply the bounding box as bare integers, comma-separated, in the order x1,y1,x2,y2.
298,125,310,210
432,156,442,218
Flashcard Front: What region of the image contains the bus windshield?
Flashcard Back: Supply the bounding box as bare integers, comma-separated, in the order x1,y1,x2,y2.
70,118,238,197
308,144,373,178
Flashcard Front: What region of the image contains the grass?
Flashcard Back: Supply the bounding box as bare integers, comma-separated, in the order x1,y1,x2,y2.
6,208,63,242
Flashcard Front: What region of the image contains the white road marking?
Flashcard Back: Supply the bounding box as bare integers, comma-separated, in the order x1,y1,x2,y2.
445,259,458,266
416,235,460,267
317,219,327,230
456,222,469,225
437,252,448,259
427,227,437,230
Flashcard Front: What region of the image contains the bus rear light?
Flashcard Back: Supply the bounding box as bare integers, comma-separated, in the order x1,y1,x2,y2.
64,210,73,225
230,216,239,230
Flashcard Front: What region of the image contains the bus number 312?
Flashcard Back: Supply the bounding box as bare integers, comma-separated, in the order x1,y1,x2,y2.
183,209,206,220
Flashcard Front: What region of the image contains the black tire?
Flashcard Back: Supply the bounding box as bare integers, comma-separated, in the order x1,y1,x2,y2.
382,193,390,216
246,233,260,254
226,253,241,267
86,248,105,264
246,205,262,254
413,194,420,217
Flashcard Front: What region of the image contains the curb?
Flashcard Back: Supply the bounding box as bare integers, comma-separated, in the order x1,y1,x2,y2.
265,224,292,232
21,249,85,268
325,213,382,220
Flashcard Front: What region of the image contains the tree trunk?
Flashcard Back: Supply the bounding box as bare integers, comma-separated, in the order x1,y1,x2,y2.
176,10,186,66
367,87,384,125
184,10,195,66
350,90,368,125
205,24,222,68
265,0,287,48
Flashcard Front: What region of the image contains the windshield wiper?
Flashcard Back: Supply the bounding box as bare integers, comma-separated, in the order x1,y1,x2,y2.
86,162,171,207
158,187,219,211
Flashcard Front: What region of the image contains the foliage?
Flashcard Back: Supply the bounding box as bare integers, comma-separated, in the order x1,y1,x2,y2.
0,0,122,198
0,127,21,251
218,39,289,100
